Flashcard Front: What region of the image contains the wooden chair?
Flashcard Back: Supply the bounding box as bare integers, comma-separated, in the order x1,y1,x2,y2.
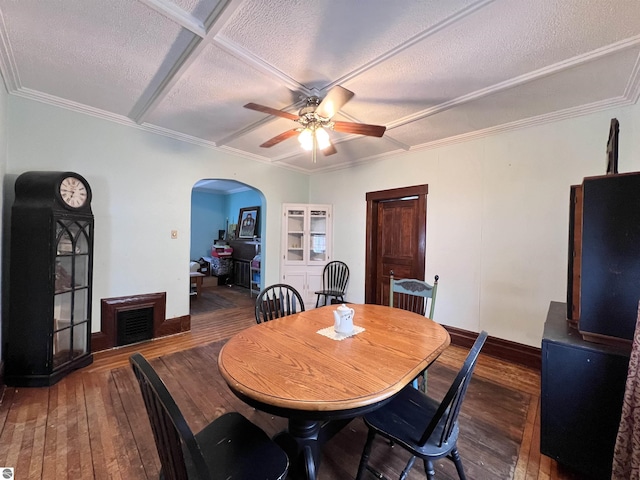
390,272,439,318
314,260,350,307
355,331,488,480
390,272,439,391
255,283,305,324
130,352,289,480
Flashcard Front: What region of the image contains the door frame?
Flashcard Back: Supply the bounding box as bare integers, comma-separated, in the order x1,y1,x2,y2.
364,184,428,304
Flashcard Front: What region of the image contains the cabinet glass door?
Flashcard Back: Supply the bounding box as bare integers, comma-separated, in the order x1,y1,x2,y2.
53,220,91,369
285,208,305,263
308,209,328,263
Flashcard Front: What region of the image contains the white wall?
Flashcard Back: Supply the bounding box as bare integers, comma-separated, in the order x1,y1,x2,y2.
5,96,310,330
6,93,640,348
310,103,640,347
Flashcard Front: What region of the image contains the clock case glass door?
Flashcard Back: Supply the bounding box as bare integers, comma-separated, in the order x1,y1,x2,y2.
54,219,91,369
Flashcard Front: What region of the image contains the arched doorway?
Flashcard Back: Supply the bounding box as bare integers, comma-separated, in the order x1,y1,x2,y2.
190,179,265,313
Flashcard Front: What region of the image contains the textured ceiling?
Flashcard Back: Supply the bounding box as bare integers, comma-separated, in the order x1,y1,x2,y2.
0,0,639,174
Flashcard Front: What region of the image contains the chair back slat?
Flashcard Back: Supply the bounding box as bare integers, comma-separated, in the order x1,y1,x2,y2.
255,284,305,324
390,274,439,318
130,353,210,480
418,331,488,447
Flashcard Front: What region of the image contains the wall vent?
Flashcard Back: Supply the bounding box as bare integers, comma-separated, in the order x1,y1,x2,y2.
116,307,153,346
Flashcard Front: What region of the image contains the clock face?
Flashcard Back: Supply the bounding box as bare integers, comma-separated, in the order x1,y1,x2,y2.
59,176,88,208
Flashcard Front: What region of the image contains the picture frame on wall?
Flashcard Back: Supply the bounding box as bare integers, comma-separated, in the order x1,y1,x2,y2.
237,206,260,239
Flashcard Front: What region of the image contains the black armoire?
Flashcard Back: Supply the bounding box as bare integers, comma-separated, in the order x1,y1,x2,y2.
541,171,640,478
5,171,94,386
567,171,640,343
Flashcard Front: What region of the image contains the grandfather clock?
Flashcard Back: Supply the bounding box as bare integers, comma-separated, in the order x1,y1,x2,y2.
5,171,94,386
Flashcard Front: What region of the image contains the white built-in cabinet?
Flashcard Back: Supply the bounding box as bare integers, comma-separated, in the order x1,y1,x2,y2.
281,203,332,309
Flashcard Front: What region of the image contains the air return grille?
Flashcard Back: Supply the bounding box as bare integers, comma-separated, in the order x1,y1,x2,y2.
116,307,153,346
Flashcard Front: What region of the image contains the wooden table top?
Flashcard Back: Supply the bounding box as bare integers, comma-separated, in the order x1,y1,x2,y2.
218,304,450,414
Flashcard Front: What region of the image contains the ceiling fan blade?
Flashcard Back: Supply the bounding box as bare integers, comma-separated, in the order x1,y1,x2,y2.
259,129,300,148
321,141,337,156
332,121,386,137
315,86,354,119
244,102,299,121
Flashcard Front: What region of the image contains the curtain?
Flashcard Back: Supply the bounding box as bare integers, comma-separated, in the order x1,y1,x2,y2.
612,301,640,479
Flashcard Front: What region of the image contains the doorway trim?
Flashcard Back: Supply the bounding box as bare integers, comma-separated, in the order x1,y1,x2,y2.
364,184,428,304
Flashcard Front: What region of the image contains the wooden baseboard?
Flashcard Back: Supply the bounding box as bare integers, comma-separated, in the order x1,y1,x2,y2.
444,325,541,371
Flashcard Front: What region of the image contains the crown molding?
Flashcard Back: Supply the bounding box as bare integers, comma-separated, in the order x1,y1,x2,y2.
408,96,634,153
6,64,638,178
13,87,138,125
216,145,311,175
307,95,637,174
388,37,640,130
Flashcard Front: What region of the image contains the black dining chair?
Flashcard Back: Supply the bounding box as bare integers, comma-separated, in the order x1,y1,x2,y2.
314,260,350,307
355,331,488,480
255,283,305,324
130,352,289,480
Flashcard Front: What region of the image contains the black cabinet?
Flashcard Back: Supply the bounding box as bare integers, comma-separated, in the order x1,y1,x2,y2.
541,301,630,479
5,172,94,386
568,172,640,343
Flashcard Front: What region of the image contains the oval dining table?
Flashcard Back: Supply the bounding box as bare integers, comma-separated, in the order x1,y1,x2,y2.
218,303,450,480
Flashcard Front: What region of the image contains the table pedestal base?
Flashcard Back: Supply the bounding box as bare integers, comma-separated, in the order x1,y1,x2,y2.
274,418,352,480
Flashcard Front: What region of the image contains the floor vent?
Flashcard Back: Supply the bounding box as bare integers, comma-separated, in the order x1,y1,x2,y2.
116,307,153,346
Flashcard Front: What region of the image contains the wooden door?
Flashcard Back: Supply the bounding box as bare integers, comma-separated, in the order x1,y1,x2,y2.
365,185,428,305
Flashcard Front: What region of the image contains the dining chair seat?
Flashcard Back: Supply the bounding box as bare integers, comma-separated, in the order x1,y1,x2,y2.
130,352,289,480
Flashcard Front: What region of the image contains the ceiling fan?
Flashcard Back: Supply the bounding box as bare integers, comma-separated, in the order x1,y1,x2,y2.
244,86,386,162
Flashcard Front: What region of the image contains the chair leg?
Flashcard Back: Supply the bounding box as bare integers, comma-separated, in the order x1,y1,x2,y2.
355,430,377,480
423,460,436,480
399,456,416,480
449,448,466,480
315,295,321,308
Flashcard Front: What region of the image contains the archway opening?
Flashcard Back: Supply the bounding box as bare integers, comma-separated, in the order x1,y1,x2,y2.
189,179,265,315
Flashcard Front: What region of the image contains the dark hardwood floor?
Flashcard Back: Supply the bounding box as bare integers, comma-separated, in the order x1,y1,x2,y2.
0,285,582,479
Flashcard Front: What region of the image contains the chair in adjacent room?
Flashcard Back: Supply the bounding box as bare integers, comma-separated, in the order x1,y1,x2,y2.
390,272,439,391
130,352,289,480
314,260,350,307
255,283,305,324
355,331,488,480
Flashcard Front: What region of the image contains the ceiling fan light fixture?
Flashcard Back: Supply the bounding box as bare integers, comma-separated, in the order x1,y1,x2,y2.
315,126,331,150
245,84,385,159
298,128,314,151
